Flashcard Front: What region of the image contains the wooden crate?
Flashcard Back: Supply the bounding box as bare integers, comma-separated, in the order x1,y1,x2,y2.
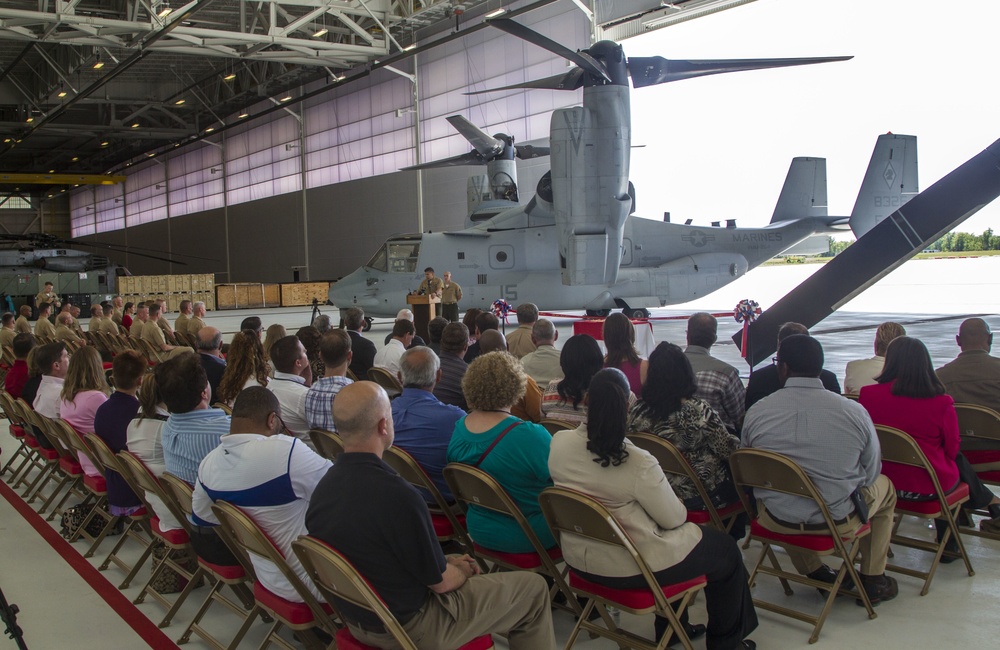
167,275,191,293
117,277,135,294
167,295,183,313
196,291,216,311
192,273,215,293
280,281,330,307
216,283,281,310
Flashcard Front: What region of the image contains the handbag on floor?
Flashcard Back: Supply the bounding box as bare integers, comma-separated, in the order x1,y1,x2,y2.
149,542,203,594
60,502,107,539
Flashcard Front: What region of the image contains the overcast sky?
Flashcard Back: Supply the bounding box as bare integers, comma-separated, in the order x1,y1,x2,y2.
623,0,999,238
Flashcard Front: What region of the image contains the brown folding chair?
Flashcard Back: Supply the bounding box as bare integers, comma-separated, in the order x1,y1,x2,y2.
308,428,344,461
0,391,41,483
842,393,860,402
442,462,581,616
345,368,359,382
629,432,746,535
5,397,51,491
292,535,493,650
13,405,64,503
875,424,975,594
159,473,259,650
212,402,233,415
954,403,1000,540
383,446,484,569
729,448,875,643
116,452,206,628
537,418,576,435
539,487,707,650
24,412,89,521
367,367,402,399
211,500,340,650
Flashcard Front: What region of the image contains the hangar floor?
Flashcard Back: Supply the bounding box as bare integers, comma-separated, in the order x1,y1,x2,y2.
1,305,996,649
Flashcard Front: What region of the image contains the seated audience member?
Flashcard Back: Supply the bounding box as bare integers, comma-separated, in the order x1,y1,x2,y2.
20,346,44,410
306,381,555,649
127,373,182,531
14,305,32,334
540,334,606,426
312,314,333,335
463,312,499,364
100,307,122,336
187,302,207,337
266,335,314,448
240,316,263,338
4,333,35,398
844,321,906,395
94,351,145,516
603,313,648,398
0,312,15,348
193,387,332,601
426,316,449,355
520,319,562,386
296,325,325,380
35,302,56,339
142,303,187,359
860,336,1000,535
685,312,745,434
121,302,134,334
478,330,542,422
745,322,841,409
343,307,376,379
550,369,757,648
373,319,414,375
462,309,483,345
936,317,1000,412
55,312,86,345
627,343,740,511
88,305,105,332
507,303,539,359
382,309,427,348
392,347,465,503
196,327,227,404
263,323,286,367
742,335,899,605
157,352,231,485
155,299,177,344
305,330,353,431
433,322,469,411
129,304,148,338
32,342,69,429
60,346,111,477
175,300,193,337
217,330,269,405
447,352,556,553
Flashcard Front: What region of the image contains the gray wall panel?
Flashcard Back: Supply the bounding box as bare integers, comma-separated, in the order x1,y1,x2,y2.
228,193,305,283
165,208,227,279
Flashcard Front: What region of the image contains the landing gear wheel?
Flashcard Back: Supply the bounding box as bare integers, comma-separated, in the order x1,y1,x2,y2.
585,309,611,317
363,317,373,332
623,307,650,319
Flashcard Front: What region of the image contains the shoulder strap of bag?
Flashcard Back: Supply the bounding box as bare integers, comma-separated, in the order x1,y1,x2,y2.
473,419,521,467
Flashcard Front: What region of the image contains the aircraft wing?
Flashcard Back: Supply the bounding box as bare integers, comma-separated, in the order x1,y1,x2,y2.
735,137,1000,367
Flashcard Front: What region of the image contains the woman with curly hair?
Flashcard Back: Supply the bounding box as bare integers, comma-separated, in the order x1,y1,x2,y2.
296,325,324,379
540,334,607,425
603,313,648,397
217,329,269,405
263,323,286,364
447,351,556,553
626,342,740,511
60,345,111,476
550,368,757,649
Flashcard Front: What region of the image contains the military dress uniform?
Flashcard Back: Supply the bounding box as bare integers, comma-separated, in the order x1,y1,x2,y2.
440,280,463,322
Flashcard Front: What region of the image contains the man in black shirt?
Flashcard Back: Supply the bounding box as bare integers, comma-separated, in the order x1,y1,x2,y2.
343,307,377,379
744,322,841,410
305,382,555,650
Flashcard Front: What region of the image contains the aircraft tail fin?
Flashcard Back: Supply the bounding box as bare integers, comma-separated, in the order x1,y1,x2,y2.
770,157,828,223
849,133,918,238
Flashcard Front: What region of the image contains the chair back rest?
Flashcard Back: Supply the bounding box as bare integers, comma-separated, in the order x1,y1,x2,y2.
955,403,1000,441
160,472,196,519
0,390,20,423
117,451,192,534
83,433,124,476
383,446,452,513
57,419,106,475
211,501,339,628
1,345,14,367
842,393,860,401
34,414,75,461
628,432,721,527
292,536,414,650
367,367,402,394
874,425,950,499
13,398,35,429
309,428,344,461
212,402,233,415
538,418,576,435
729,448,839,525
345,368,359,382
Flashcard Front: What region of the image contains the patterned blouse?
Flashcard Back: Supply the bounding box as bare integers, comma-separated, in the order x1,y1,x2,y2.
626,397,740,508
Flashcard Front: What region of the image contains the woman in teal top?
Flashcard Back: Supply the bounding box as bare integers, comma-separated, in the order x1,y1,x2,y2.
447,351,556,553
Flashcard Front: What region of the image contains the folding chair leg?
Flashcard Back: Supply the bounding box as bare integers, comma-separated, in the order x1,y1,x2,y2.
159,565,206,628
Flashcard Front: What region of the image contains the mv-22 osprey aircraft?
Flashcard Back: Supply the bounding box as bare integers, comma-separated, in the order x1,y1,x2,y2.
330,19,915,318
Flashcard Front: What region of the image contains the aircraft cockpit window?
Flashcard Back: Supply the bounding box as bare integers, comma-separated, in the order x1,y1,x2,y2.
387,242,420,273
366,246,388,272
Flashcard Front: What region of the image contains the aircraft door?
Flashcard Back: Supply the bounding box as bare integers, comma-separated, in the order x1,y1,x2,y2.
621,238,633,266
489,245,515,270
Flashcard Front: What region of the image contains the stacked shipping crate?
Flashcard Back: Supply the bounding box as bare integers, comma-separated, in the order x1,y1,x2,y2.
117,274,216,311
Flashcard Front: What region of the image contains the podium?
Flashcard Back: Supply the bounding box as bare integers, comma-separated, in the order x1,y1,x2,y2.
406,294,440,342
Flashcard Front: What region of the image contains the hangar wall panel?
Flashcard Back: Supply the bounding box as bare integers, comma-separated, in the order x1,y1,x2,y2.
164,208,227,278
168,145,225,217
227,193,306,283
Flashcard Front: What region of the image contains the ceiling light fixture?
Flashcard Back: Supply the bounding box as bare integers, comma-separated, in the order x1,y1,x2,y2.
205,127,215,133
280,95,292,102
148,153,155,157
158,7,172,18
93,58,104,70
238,112,249,119
224,72,236,81
484,8,506,19
313,28,328,38
402,44,416,52
131,122,140,128
175,99,185,105
25,117,33,123
58,91,67,98
101,141,109,146
72,156,79,161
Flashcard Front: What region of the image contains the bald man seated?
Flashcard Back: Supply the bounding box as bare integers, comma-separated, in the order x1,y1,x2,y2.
305,381,556,650
936,317,1000,412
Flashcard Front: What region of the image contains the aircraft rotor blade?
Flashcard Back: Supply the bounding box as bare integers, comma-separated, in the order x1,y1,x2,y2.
465,68,586,95
734,136,1000,367
445,116,504,157
627,55,852,88
401,151,485,171
514,144,549,160
488,18,611,83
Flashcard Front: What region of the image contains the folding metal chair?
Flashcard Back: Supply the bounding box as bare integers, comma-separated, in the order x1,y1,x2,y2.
30,414,90,521
292,536,493,650
211,500,340,650
538,486,707,650
537,418,576,435
442,462,581,615
954,402,1000,541
875,424,975,594
308,428,344,462
383,446,483,568
55,419,121,557
12,403,62,502
729,448,875,644
212,402,233,415
629,432,746,534
0,391,39,482
366,367,402,399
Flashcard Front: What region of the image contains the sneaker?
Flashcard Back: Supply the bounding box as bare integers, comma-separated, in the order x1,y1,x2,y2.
980,515,1000,534
806,564,854,593
856,574,898,607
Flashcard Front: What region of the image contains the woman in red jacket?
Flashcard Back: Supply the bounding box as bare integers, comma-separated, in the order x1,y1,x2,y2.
860,336,1000,537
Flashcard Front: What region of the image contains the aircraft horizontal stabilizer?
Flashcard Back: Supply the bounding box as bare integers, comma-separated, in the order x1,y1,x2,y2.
735,136,1000,367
